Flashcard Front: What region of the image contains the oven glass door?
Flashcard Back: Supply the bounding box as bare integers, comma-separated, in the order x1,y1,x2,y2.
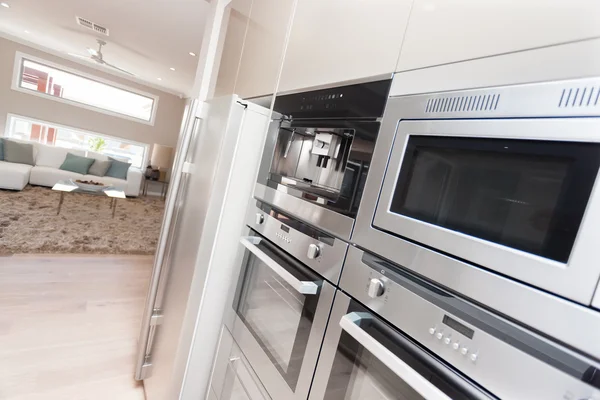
314,297,494,400
232,231,335,399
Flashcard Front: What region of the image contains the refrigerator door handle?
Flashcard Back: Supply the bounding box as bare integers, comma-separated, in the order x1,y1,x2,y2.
239,236,319,295
340,312,453,400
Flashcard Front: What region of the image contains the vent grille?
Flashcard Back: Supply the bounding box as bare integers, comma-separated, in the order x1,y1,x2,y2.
76,16,109,36
558,87,600,108
425,94,500,113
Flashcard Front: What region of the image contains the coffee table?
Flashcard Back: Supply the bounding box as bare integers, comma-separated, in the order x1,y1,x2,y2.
52,180,126,218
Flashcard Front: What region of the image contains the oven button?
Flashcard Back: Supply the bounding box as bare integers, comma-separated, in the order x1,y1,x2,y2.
470,353,478,362
307,244,321,259
255,213,264,225
443,336,451,345
435,332,444,340
460,347,469,355
428,327,436,335
452,342,460,350
367,278,385,298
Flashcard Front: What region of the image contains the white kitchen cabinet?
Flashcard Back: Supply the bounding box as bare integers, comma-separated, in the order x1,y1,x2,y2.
210,326,271,400
234,0,296,99
213,0,253,98
278,0,413,94
397,0,600,71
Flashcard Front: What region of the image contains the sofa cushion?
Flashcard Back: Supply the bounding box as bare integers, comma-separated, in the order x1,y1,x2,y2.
87,151,109,162
30,165,84,187
106,157,131,180
0,138,4,160
4,140,35,166
36,145,65,168
0,160,32,190
60,153,95,175
88,159,112,177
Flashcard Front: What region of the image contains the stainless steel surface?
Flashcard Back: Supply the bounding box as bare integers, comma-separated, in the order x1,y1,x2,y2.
367,278,385,298
254,183,355,241
229,281,336,400
340,312,453,400
247,203,348,284
276,73,393,96
338,246,600,399
307,244,321,260
373,117,600,304
135,98,199,380
239,236,319,295
353,77,600,357
594,288,600,311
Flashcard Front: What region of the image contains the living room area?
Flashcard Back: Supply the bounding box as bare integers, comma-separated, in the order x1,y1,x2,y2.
0,0,206,397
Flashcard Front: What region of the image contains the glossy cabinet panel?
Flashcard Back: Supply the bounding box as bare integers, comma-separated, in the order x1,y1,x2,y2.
278,0,412,93
213,0,253,98
397,0,600,71
234,0,297,99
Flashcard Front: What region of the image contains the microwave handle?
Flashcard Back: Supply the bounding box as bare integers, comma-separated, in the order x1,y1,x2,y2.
240,236,319,295
340,312,453,400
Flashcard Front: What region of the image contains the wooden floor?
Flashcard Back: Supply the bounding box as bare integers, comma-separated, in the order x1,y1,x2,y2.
0,254,153,400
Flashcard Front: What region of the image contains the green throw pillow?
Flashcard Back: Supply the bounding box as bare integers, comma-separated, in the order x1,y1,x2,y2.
4,139,34,165
59,153,95,174
0,138,4,161
105,157,131,180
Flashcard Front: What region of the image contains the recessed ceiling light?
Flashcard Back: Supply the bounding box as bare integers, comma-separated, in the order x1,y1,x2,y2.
157,77,162,81
169,67,175,71
1,3,10,8
189,52,196,57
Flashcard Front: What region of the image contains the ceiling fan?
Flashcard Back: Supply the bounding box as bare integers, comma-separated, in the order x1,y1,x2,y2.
69,39,134,76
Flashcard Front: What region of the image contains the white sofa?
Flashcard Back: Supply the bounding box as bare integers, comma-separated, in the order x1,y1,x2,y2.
0,141,143,196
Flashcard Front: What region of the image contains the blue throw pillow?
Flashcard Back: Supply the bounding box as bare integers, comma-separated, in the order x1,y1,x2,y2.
105,157,131,180
0,138,4,161
59,153,95,174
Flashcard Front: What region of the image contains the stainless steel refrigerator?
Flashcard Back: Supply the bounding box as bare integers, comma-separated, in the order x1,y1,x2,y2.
135,95,273,400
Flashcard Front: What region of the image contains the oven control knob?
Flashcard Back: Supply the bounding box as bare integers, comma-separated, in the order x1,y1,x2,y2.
452,342,460,350
435,332,444,340
307,244,321,259
470,353,478,362
460,347,469,355
428,327,436,335
255,213,264,225
443,336,451,345
367,278,385,298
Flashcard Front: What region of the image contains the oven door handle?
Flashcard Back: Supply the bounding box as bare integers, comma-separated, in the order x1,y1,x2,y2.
240,236,319,295
340,312,453,400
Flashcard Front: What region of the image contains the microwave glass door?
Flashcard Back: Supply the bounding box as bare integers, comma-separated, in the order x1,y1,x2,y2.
321,299,493,400
391,136,600,263
233,232,334,398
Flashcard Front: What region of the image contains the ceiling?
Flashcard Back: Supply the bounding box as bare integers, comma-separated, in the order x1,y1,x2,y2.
0,0,210,96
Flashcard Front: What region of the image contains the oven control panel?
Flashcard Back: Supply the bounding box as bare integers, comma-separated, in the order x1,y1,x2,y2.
341,246,600,400
247,205,348,284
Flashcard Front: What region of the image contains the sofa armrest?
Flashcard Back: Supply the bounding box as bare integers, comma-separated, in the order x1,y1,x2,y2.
126,168,143,197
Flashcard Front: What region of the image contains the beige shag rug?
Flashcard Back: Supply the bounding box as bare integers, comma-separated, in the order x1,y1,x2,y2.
0,185,165,255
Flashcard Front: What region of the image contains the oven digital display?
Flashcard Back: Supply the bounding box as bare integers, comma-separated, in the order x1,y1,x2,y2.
281,224,290,233
443,315,474,339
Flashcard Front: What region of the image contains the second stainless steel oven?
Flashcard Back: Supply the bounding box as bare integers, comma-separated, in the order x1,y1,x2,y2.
225,202,348,400
354,77,600,308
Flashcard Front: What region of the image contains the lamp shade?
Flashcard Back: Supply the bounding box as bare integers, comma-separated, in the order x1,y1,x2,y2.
150,144,174,169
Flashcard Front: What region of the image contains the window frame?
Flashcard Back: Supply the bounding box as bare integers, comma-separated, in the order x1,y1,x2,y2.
11,51,160,125
4,113,150,169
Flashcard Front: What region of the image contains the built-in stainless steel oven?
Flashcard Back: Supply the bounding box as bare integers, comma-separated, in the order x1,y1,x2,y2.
254,79,391,241
309,246,600,400
353,77,600,356
225,202,348,400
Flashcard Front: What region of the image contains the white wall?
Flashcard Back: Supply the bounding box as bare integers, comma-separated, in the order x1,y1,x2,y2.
0,36,186,149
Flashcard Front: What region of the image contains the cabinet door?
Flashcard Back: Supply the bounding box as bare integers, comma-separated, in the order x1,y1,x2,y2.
234,0,297,99
397,0,600,71
278,0,413,93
